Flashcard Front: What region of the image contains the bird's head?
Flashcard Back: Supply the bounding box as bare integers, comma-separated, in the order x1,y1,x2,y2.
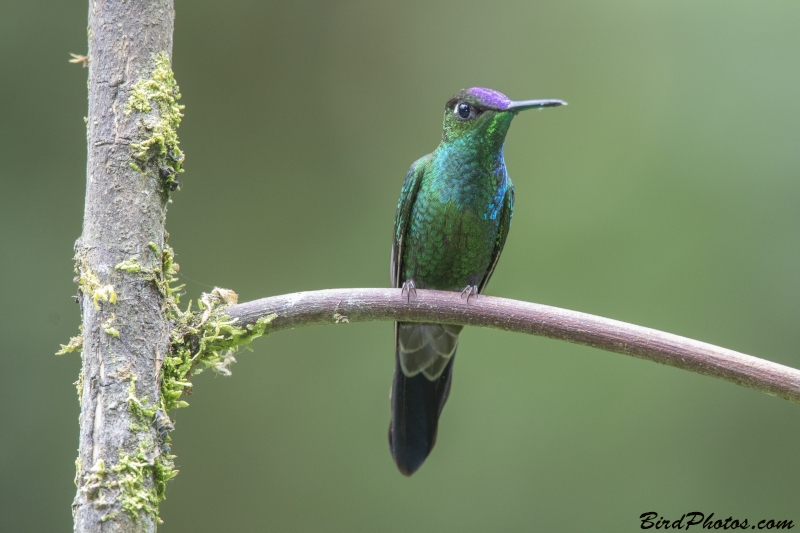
441,87,565,149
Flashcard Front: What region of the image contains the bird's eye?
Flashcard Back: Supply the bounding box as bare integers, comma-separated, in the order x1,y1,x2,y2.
455,102,472,120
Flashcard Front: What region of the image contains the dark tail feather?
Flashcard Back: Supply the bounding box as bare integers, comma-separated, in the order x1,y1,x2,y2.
388,352,455,476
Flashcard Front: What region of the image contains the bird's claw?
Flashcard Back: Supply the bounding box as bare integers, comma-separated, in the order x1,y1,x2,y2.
460,285,479,303
401,280,417,303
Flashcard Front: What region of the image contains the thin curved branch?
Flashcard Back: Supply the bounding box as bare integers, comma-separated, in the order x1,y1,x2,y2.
226,288,800,404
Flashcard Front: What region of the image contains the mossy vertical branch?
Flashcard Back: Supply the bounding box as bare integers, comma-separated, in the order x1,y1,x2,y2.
71,7,275,528
72,2,176,531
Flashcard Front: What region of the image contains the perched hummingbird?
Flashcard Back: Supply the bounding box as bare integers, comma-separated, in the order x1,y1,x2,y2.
389,87,566,476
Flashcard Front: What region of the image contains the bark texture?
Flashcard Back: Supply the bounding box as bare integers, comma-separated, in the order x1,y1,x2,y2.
227,288,800,404
73,1,175,531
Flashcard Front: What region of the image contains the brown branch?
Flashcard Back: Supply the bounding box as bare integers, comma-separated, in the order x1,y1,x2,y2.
73,2,175,532
227,288,800,404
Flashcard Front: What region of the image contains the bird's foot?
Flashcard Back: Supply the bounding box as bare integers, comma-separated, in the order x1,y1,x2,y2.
460,285,479,303
400,279,417,303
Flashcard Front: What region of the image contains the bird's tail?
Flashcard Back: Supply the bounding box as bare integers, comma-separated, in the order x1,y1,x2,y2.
388,322,460,476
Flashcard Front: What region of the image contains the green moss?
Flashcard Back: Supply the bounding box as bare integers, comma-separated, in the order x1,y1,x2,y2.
75,370,84,399
160,285,275,411
93,285,117,308
128,244,275,521
113,448,156,521
68,240,274,524
57,333,83,355
77,262,117,310
152,452,178,503
128,377,158,425
125,52,184,189
109,443,177,523
112,250,176,301
102,314,120,338
75,457,83,488
80,459,108,500
115,258,143,274
159,244,184,301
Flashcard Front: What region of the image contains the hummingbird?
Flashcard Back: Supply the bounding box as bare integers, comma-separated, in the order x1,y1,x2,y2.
389,87,566,476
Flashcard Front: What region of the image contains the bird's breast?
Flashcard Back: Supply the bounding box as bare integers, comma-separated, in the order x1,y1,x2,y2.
402,166,506,291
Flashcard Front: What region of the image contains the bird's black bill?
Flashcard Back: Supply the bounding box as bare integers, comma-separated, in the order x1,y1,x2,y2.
507,99,567,112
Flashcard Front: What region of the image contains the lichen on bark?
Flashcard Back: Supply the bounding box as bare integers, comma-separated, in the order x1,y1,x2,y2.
126,51,185,190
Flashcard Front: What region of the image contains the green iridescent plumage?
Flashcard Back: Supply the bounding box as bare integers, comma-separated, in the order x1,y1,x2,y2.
388,87,565,476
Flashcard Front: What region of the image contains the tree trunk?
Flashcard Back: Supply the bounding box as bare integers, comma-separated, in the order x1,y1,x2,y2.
73,1,176,531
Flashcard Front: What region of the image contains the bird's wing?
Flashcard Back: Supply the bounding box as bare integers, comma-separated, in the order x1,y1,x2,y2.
479,179,515,293
392,153,460,378
391,155,429,288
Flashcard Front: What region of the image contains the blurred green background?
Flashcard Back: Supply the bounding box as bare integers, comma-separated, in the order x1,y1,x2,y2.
2,0,800,531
